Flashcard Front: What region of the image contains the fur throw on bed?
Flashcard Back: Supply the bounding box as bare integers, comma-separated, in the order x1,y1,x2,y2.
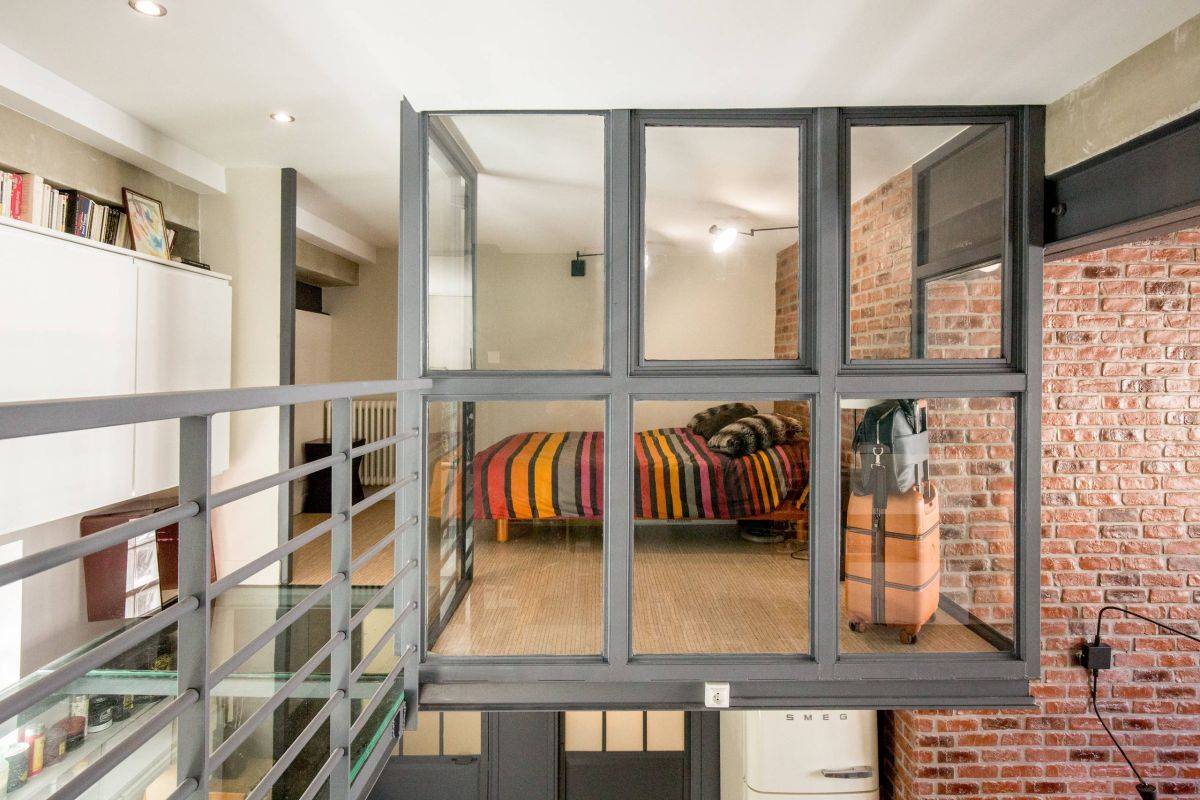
687,403,759,439
707,413,805,457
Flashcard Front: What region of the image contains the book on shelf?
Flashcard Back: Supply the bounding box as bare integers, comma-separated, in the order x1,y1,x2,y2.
1,170,137,250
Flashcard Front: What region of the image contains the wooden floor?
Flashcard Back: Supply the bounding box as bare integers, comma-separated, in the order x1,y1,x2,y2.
292,499,995,656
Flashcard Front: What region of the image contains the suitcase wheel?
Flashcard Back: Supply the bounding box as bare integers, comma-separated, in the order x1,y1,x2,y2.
899,627,920,645
848,620,868,634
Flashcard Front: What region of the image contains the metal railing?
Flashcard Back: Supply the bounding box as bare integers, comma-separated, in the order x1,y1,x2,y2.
0,378,429,800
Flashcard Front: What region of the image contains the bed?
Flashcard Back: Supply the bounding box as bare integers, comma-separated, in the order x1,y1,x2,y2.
472,427,809,540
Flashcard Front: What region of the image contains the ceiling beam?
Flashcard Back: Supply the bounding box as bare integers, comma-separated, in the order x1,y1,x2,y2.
0,44,226,195
296,207,378,265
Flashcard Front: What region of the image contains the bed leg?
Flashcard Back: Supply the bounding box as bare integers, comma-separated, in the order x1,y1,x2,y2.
496,519,509,542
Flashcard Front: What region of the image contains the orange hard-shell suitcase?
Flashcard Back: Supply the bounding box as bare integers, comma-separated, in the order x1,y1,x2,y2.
844,485,940,643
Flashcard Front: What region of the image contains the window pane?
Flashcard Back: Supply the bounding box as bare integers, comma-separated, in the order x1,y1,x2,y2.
426,399,604,656
632,400,810,654
642,125,801,361
839,397,1015,654
426,114,605,371
849,124,1005,360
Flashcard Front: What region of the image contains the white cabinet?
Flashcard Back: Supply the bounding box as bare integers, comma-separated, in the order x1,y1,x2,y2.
0,224,137,534
132,258,232,495
0,221,232,534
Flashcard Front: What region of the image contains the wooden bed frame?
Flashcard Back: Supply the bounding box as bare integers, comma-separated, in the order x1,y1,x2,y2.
492,486,809,543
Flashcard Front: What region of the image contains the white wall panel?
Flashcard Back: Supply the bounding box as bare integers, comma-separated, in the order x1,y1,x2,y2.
0,224,136,534
132,258,232,495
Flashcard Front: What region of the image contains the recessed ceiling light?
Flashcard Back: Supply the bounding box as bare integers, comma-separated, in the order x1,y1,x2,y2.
128,0,167,17
270,112,296,124
978,263,1000,274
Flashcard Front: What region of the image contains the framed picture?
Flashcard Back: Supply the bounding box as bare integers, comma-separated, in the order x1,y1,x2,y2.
123,187,169,258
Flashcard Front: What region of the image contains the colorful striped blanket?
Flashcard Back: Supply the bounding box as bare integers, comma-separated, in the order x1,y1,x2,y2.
472,428,807,521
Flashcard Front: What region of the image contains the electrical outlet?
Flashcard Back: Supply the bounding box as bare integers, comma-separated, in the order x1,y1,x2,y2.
487,351,501,364
704,681,730,708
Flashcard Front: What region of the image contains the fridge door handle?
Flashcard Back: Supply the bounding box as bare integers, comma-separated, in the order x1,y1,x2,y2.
820,766,874,779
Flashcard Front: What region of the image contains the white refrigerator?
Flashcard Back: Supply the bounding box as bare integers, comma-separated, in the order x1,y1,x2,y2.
721,710,880,800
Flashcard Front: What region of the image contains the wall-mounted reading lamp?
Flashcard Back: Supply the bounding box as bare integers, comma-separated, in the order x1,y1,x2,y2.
708,224,799,254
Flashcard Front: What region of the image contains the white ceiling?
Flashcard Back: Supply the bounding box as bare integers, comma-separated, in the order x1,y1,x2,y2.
1,0,1198,248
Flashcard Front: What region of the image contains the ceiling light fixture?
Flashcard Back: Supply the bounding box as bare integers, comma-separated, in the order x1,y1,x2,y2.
708,223,799,254
128,0,167,16
270,112,296,124
978,263,1001,274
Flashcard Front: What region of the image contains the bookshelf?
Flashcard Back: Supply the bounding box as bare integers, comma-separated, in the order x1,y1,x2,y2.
0,164,201,264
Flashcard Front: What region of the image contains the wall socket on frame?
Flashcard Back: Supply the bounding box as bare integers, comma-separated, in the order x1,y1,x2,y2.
704,681,730,708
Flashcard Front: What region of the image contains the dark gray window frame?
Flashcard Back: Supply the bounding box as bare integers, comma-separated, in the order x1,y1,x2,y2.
907,126,1007,357
630,109,818,373
400,101,1044,709
840,108,1022,373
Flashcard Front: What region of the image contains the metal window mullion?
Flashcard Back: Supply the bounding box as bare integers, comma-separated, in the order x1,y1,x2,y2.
177,415,212,800
330,397,354,800
606,109,633,675
399,98,425,730
813,108,841,677
1017,105,1045,678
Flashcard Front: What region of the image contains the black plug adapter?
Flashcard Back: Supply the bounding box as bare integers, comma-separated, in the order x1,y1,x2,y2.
1081,640,1112,671
1137,782,1157,800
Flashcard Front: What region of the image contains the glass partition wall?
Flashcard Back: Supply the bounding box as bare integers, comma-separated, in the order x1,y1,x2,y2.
405,104,1043,707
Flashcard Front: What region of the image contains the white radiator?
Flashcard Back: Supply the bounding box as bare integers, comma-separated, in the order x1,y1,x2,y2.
325,399,396,485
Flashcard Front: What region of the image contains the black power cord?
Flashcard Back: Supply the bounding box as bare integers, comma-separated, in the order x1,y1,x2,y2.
1081,605,1200,800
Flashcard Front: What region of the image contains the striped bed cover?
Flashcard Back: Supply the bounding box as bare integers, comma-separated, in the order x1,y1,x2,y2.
472,427,807,521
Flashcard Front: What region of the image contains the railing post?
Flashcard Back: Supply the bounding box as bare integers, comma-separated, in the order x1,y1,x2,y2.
177,415,212,800
396,389,421,729
329,398,353,800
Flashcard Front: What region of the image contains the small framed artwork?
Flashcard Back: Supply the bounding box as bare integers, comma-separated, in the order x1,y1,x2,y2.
123,187,169,258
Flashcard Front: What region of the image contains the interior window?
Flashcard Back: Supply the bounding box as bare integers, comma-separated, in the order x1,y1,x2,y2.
426,399,605,656
425,113,605,371
630,399,811,654
642,124,802,362
838,396,1015,653
848,123,1006,360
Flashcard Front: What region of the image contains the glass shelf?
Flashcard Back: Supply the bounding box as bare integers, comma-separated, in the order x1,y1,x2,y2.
0,584,405,800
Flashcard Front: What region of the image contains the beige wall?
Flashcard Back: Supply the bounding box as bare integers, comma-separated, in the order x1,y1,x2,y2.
200,168,283,582
475,246,604,370
644,248,777,361
324,248,397,382
0,103,200,229
1047,12,1200,173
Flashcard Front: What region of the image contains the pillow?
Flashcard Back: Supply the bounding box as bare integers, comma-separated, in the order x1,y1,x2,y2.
707,413,805,457
687,403,758,440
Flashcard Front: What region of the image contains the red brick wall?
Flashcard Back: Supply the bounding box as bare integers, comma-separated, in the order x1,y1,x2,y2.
925,269,1003,359
849,169,914,360
885,227,1200,800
